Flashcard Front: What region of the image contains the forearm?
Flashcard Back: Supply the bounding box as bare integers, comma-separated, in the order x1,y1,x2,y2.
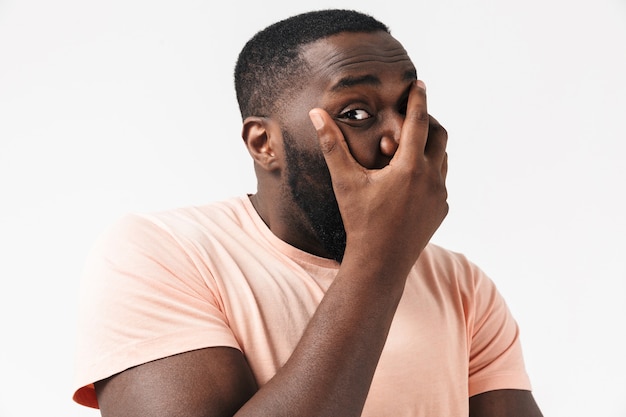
235,254,410,417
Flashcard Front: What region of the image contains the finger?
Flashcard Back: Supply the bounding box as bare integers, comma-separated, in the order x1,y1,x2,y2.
394,80,429,164
309,108,361,183
441,152,448,182
425,115,448,167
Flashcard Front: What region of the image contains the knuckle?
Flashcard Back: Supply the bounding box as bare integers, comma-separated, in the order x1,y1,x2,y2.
430,122,448,140
407,110,429,125
319,138,338,155
428,117,448,136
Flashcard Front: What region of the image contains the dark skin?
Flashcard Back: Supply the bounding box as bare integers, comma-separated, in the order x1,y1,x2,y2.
95,31,543,416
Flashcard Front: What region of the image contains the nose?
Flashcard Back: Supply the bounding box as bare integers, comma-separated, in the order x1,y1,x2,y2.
379,111,403,157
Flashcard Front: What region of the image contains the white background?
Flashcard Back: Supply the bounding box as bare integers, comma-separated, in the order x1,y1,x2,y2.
1,0,625,416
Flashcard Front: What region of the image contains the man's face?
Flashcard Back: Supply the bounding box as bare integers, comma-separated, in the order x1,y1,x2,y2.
280,31,417,262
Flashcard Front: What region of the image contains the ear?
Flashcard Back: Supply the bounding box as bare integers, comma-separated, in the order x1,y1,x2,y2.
241,116,282,172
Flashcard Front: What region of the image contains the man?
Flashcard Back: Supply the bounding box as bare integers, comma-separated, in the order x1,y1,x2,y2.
73,9,543,416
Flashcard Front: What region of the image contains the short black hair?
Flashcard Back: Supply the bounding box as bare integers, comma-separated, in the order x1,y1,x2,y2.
234,9,390,120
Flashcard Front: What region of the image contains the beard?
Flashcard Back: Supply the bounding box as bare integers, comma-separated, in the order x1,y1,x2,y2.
282,129,347,263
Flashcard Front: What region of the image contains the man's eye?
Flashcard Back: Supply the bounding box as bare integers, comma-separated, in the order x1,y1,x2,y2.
338,109,371,120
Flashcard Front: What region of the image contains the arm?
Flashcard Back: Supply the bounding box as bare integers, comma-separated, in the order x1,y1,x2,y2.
96,347,258,417
470,389,543,417
95,81,449,417
464,259,543,416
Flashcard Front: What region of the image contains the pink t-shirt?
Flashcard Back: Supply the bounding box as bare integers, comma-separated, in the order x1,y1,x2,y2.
73,196,531,415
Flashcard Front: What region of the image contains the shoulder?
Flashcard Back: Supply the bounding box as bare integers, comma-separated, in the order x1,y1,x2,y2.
135,195,251,237
80,196,258,303
420,242,472,267
411,243,505,314
95,196,252,251
417,243,487,285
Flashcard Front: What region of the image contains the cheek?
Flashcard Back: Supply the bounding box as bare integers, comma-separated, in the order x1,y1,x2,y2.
294,113,321,146
343,131,387,170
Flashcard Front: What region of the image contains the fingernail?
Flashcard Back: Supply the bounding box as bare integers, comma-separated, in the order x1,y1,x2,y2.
417,79,426,91
309,110,324,130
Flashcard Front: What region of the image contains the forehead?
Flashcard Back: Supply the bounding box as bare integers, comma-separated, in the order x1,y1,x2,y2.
301,31,416,87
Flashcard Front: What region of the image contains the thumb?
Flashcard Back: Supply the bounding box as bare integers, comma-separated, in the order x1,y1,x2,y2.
309,108,357,176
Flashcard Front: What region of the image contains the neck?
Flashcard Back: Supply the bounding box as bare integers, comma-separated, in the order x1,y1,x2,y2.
248,192,334,260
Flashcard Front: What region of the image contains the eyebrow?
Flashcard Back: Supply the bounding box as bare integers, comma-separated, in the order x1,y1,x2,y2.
330,69,418,92
331,74,380,91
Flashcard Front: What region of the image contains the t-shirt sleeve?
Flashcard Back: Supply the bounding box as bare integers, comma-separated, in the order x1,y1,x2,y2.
466,265,532,397
72,213,240,409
